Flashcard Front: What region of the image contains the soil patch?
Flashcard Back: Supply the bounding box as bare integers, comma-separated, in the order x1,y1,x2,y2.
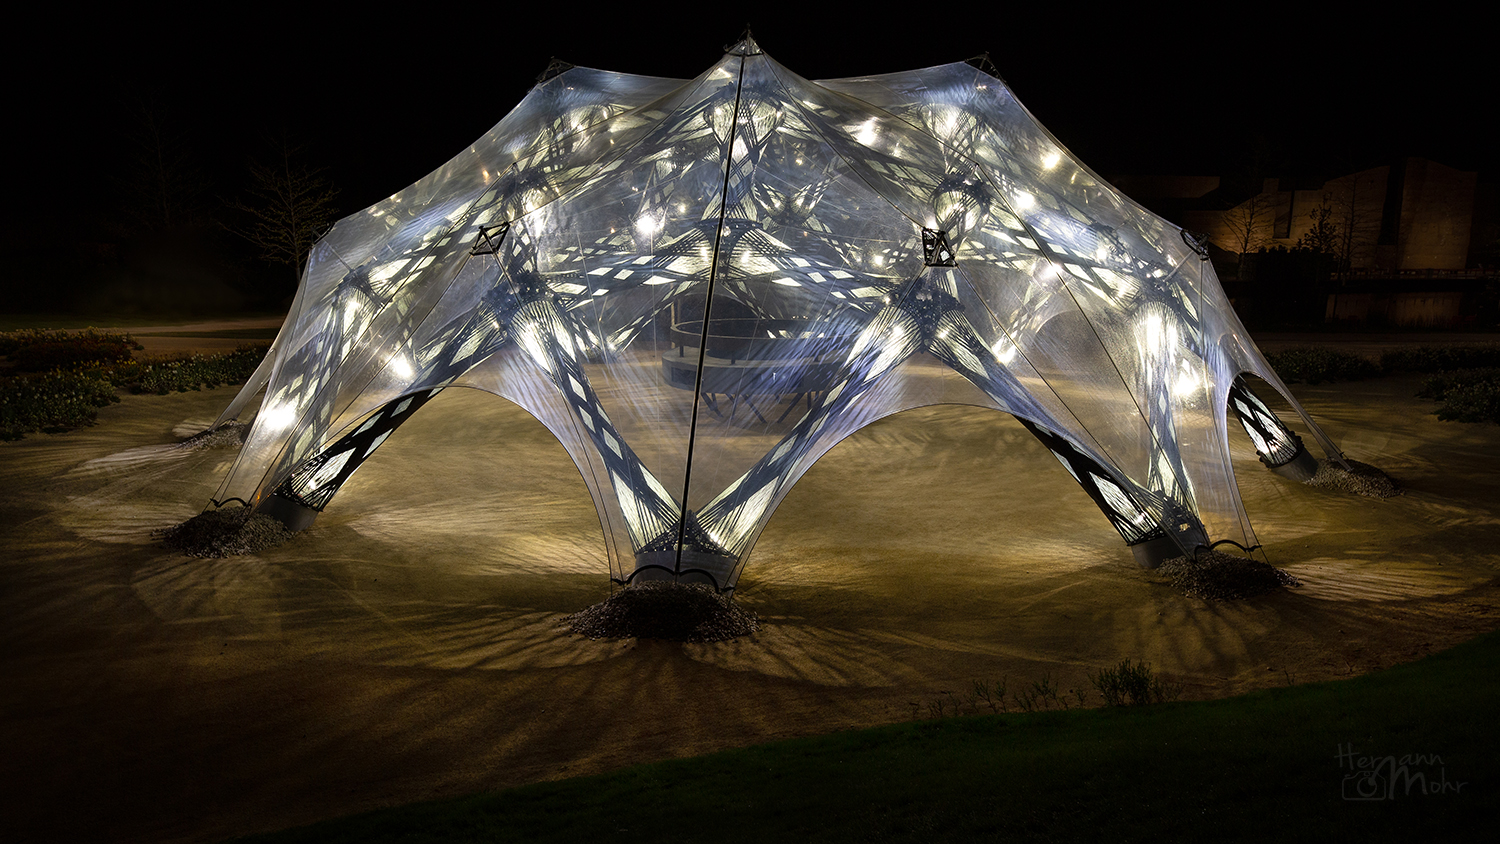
155,505,294,557
1308,458,1401,498
1156,551,1301,600
566,581,760,642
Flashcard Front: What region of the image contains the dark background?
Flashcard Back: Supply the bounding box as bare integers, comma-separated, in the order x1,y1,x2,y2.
6,8,1491,315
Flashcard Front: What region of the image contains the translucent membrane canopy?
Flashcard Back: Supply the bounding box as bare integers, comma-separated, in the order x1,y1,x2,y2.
210,36,1342,591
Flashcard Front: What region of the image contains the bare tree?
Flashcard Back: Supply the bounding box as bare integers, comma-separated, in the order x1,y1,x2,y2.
227,137,340,283
1296,174,1383,283
1213,138,1284,279
117,98,211,234
1218,191,1275,267
1331,175,1383,282
1297,196,1341,257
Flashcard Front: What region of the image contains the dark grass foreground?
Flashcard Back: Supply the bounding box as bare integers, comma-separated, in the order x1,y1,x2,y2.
236,630,1500,844
566,581,759,642
156,505,294,558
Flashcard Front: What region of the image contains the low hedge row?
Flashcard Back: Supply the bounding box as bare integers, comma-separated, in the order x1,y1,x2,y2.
1381,345,1500,373
1419,368,1500,423
0,327,140,358
119,347,267,395
1261,347,1380,384
1264,344,1500,423
5,330,1498,438
1,329,267,440
1266,344,1500,384
0,369,120,440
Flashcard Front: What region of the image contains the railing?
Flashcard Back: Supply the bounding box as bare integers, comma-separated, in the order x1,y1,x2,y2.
1343,268,1496,280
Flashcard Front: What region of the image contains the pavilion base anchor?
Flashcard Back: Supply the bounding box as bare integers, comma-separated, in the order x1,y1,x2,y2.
566,580,759,642
1264,438,1319,483
256,492,321,532
1130,533,1188,569
1129,517,1210,569
630,549,739,591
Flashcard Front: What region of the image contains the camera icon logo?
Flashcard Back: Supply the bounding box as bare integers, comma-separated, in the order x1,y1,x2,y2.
1341,770,1387,801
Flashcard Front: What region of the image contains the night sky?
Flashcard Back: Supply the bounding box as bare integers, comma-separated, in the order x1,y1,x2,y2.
7,9,1492,309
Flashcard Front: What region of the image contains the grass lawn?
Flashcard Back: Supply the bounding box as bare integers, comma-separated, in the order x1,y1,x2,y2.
238,629,1498,843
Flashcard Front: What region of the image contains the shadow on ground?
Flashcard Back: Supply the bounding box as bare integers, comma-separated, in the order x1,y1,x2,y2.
2,372,1497,843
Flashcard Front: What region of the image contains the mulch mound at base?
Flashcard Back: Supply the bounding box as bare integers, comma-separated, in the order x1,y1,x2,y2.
1308,459,1400,498
154,506,294,558
1156,551,1301,601
565,581,760,642
175,422,249,451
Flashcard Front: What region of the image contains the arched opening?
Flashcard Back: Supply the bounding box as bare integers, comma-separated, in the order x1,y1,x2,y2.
1226,373,1319,481
1221,373,1329,553
745,403,1129,621
308,386,610,609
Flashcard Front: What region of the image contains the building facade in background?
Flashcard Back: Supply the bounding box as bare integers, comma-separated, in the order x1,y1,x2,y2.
1113,160,1492,328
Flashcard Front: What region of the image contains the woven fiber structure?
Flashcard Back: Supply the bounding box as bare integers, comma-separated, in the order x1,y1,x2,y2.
207,36,1342,591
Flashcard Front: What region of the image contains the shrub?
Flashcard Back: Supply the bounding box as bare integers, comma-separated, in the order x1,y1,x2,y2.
1436,381,1500,424
128,346,266,395
1263,347,1379,384
9,338,136,372
0,341,267,440
0,369,119,440
1415,368,1500,424
1089,659,1180,706
0,328,72,356
1380,344,1500,374
1431,374,1500,424
1417,367,1500,400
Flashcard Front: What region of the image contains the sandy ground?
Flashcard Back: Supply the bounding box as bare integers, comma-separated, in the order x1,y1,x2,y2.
2,342,1499,843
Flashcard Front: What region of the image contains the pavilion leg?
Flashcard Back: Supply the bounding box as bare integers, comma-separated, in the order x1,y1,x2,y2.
1129,533,1190,568
915,298,1209,570
1229,376,1319,482
1017,419,1206,568
256,492,321,531
255,389,442,530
